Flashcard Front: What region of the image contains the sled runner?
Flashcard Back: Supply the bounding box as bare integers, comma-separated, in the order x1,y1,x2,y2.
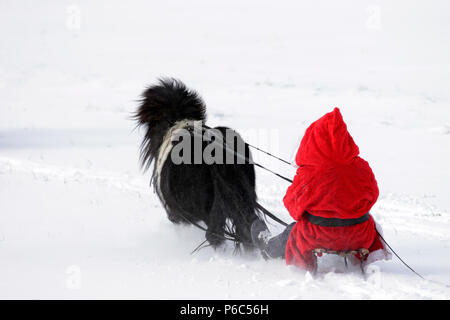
312,248,370,276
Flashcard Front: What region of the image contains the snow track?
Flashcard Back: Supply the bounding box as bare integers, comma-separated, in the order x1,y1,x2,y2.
0,156,149,199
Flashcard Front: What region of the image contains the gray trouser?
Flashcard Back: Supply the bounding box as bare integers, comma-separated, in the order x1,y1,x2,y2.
266,222,296,259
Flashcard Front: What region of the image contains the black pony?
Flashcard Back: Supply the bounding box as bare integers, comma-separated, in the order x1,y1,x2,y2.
134,78,264,250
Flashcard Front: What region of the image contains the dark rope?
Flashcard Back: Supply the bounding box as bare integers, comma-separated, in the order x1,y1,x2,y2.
376,231,425,280
378,232,450,287
191,240,211,254
199,125,294,183
256,202,289,227
223,127,294,167
254,163,293,184
190,239,209,255
246,143,293,166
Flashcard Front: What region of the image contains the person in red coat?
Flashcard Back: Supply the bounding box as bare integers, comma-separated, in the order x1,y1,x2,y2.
251,108,390,270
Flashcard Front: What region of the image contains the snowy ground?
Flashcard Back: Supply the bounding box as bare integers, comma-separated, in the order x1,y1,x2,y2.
1,0,450,299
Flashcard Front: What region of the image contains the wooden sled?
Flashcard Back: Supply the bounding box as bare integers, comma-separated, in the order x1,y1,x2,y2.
312,248,370,275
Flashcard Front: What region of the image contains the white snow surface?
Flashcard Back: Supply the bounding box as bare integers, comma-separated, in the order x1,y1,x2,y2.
1,0,450,299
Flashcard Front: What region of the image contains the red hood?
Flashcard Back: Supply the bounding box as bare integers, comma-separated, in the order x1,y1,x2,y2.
296,108,359,167
284,108,379,220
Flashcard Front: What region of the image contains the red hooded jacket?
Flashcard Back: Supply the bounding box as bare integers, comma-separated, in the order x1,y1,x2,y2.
283,108,385,269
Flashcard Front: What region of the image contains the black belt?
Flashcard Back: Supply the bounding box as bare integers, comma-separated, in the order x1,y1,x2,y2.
306,212,370,227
